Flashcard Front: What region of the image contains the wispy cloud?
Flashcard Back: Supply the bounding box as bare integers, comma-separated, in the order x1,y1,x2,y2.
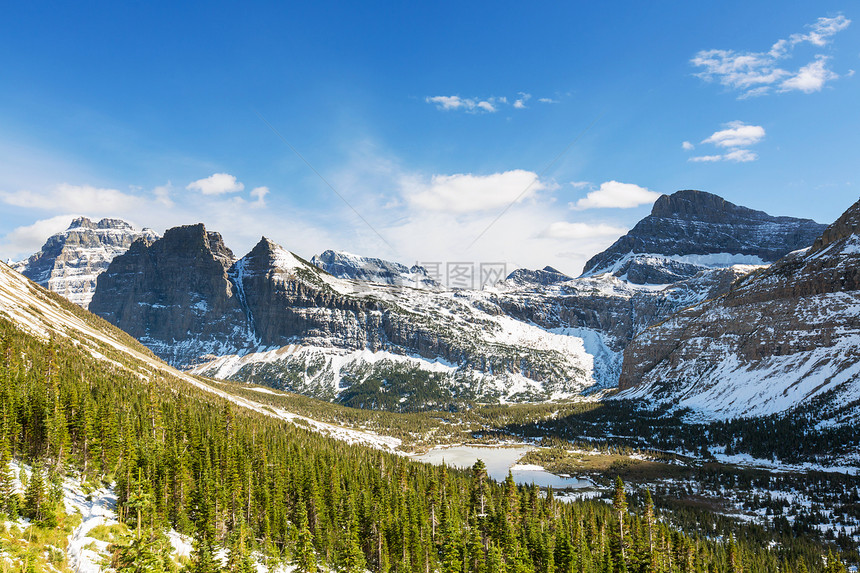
682,141,695,151
690,121,764,163
513,93,531,109
571,181,661,210
702,121,765,148
1,215,81,260
780,56,838,93
425,95,503,114
0,183,147,212
426,92,557,113
250,186,269,208
539,221,627,240
691,14,850,97
404,170,547,213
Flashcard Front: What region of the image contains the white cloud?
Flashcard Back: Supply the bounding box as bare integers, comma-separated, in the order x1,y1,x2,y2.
405,170,546,213
691,14,849,97
570,181,591,189
723,149,758,162
779,56,837,93
0,215,78,261
0,183,146,212
682,141,695,151
513,93,531,109
153,183,173,207
186,173,245,195
689,121,764,163
425,95,500,114
689,150,757,163
702,121,765,148
477,101,497,113
539,221,627,240
689,155,724,163
571,181,661,210
425,92,552,113
250,186,269,208
790,15,851,48
537,97,559,104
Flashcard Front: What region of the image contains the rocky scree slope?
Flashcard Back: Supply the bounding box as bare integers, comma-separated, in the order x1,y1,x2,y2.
617,197,860,422
12,216,158,308
581,190,825,284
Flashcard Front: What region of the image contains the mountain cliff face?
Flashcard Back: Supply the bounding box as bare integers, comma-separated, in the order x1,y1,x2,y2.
90,227,608,404
12,217,158,308
617,198,860,420
581,190,825,284
310,249,439,288
88,224,252,364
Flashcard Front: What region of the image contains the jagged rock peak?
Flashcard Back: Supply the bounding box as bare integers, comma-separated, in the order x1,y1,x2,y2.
617,197,860,419
68,216,136,231
243,237,309,270
810,197,860,253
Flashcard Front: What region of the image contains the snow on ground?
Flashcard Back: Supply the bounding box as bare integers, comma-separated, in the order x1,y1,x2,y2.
510,464,545,471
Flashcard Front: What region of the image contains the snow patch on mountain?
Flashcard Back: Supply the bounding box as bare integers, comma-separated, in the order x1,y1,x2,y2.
12,217,158,309
310,249,439,289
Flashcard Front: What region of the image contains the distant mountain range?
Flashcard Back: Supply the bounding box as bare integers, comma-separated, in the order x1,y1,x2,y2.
11,189,856,422
12,217,158,308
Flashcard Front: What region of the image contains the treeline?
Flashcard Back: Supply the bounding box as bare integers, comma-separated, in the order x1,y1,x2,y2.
0,317,846,572
504,399,860,466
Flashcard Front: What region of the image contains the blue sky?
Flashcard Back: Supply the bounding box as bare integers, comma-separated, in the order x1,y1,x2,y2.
1,1,857,276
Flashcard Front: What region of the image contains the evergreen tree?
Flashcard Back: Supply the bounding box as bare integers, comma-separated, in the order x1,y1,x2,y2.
293,501,318,573
0,440,18,517
23,461,47,522
612,476,629,572
226,525,255,573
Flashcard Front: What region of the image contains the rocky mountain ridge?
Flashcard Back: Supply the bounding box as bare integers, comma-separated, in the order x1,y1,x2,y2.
310,249,439,288
12,217,158,308
617,197,860,421
18,190,831,410
581,190,825,284
90,225,613,405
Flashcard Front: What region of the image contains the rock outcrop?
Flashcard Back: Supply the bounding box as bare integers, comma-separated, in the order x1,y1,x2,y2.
12,217,158,308
582,190,825,284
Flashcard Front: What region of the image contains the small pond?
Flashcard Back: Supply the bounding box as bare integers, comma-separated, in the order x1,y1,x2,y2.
412,445,592,489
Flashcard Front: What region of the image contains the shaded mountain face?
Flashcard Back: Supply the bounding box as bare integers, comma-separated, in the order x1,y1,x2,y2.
581,190,826,284
310,250,439,288
12,217,158,308
617,197,860,421
88,224,251,364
